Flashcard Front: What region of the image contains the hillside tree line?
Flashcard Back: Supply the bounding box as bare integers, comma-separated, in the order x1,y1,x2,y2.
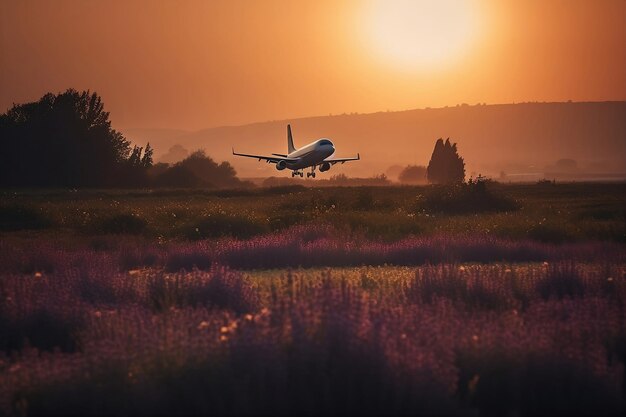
0,89,245,188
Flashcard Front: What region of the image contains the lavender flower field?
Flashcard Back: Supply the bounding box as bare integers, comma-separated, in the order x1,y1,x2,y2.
1,185,625,416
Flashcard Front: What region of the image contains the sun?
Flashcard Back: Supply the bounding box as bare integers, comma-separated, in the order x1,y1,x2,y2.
362,0,481,71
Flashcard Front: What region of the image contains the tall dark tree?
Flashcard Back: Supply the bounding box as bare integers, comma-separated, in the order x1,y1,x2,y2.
0,89,150,187
426,138,465,184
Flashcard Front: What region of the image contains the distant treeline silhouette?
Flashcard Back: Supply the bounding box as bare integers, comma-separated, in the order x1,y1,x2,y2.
0,90,245,188
150,150,249,188
398,165,427,184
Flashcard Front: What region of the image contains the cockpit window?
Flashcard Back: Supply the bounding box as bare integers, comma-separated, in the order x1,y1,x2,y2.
319,139,333,146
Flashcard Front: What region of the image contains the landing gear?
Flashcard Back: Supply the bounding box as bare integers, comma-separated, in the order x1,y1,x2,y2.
306,166,316,178
291,170,304,178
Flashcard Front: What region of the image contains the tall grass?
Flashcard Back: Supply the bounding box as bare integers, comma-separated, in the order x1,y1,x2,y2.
0,253,624,415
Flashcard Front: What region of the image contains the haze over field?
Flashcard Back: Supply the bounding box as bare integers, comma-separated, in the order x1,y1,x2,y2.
124,101,626,179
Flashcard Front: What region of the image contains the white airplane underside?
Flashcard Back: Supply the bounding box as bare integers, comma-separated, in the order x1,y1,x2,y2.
232,124,360,177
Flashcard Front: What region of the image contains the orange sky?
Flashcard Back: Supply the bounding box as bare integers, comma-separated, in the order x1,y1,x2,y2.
1,0,625,130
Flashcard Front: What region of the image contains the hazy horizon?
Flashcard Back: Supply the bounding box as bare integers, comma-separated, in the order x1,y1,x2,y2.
118,101,626,179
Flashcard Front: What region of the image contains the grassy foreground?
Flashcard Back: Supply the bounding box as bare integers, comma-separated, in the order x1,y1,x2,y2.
0,183,625,416
1,261,625,416
1,182,624,242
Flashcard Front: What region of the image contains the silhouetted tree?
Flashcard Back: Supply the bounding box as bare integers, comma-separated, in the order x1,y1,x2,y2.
398,165,427,184
427,138,465,184
154,165,206,188
153,150,244,188
176,150,242,188
159,144,189,164
0,89,151,187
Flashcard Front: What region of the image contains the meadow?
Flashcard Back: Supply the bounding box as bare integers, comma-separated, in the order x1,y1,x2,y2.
1,182,625,416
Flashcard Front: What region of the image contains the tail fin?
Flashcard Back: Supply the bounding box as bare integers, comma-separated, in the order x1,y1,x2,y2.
287,124,296,154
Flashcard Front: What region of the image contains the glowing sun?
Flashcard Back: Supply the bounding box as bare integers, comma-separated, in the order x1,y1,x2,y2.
363,0,481,71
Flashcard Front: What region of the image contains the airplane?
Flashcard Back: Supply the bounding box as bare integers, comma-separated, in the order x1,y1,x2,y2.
232,124,360,178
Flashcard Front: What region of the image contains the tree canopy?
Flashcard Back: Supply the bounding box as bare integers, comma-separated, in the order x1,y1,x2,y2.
426,138,465,184
151,150,246,188
0,89,151,187
398,165,427,184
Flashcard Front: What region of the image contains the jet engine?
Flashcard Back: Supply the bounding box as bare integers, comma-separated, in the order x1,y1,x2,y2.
276,160,287,170
319,162,331,172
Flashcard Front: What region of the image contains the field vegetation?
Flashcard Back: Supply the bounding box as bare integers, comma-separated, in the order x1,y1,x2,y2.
0,182,624,416
1,182,624,243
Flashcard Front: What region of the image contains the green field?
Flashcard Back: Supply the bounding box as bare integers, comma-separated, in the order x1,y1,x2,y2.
1,182,625,243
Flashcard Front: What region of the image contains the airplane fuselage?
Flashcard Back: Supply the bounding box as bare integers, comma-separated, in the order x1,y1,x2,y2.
232,124,359,178
286,139,335,170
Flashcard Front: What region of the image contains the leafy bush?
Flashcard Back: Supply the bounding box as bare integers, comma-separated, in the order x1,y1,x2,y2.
536,263,585,299
528,223,573,243
0,205,52,231
421,181,518,214
0,309,81,353
92,213,148,235
183,213,269,240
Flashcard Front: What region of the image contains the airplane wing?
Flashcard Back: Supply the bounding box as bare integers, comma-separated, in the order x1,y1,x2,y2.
323,153,360,165
232,148,299,164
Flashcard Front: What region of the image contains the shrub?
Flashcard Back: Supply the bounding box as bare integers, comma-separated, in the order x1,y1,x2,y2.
0,309,81,353
536,263,585,300
0,205,52,231
183,213,269,240
398,165,427,184
421,181,518,214
528,223,573,243
92,213,147,235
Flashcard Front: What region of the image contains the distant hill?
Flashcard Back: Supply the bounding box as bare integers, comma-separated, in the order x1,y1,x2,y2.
126,102,626,179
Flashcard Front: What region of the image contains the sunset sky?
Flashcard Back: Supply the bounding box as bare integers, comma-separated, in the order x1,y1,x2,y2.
1,0,625,130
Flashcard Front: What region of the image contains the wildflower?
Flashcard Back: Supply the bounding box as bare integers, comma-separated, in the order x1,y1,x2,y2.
219,335,228,342
543,261,549,266
220,326,229,334
197,321,210,330
34,272,42,278
244,314,253,321
459,266,466,272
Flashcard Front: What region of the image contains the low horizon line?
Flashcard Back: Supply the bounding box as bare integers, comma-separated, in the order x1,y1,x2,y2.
120,99,626,134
